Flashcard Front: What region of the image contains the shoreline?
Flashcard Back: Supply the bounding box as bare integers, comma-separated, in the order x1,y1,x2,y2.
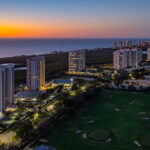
0,47,114,59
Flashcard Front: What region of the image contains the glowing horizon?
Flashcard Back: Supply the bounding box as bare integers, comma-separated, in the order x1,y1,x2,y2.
1,0,150,38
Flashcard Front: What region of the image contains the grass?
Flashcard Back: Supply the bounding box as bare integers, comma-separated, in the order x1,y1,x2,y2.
141,135,150,147
40,91,150,150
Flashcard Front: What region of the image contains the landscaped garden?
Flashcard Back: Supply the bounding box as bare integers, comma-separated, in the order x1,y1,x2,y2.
40,91,150,150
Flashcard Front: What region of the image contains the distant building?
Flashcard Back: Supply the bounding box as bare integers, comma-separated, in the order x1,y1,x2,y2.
142,40,149,47
122,40,125,48
113,49,142,70
68,49,85,72
125,40,128,48
137,40,141,47
125,40,132,48
147,47,150,61
0,64,14,114
27,56,45,91
112,41,117,49
128,40,132,48
119,41,122,49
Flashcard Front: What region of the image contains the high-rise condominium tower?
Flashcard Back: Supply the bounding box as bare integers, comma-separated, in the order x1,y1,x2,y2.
68,49,85,72
113,49,142,70
122,40,125,48
125,40,132,48
0,64,14,114
119,41,122,49
112,41,117,49
147,47,150,61
26,56,45,91
137,40,141,47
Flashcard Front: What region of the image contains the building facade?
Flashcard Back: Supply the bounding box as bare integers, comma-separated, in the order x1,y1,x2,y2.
0,64,14,114
119,41,122,49
147,47,150,61
142,40,149,47
125,40,132,48
113,49,142,70
137,40,141,47
27,56,45,91
112,41,117,49
122,40,125,48
68,49,85,72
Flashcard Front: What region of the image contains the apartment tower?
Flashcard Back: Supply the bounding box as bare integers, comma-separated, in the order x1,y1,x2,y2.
112,41,117,49
113,49,142,70
68,49,85,72
147,47,150,61
0,64,14,114
26,56,45,91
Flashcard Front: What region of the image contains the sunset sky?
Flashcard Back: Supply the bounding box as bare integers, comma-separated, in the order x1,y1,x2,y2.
0,0,150,38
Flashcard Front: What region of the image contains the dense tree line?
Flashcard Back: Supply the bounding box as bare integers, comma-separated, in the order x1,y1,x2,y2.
0,48,115,87
86,48,115,65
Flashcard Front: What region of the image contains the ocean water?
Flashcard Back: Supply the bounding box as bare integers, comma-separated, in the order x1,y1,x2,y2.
0,38,149,58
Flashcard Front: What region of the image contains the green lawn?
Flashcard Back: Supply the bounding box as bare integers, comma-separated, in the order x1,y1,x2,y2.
41,91,150,150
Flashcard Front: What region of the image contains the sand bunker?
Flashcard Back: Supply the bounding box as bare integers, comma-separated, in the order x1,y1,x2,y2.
138,112,146,115
82,133,87,139
40,139,48,143
141,118,149,120
106,138,112,142
75,130,81,134
87,120,95,124
115,108,120,112
133,141,142,147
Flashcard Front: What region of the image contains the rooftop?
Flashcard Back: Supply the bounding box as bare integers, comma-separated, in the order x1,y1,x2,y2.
33,145,56,150
16,91,39,100
52,78,73,84
114,48,141,53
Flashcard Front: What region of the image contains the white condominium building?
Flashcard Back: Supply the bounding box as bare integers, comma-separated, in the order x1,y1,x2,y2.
113,49,142,70
147,47,150,61
137,40,141,47
68,49,85,72
125,40,132,48
27,56,45,91
0,64,14,114
119,41,123,49
112,41,117,49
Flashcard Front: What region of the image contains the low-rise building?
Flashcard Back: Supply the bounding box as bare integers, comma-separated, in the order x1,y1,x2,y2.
122,80,150,89
15,91,39,102
52,78,73,86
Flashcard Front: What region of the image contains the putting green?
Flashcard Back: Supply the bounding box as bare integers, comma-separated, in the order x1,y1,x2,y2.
88,130,110,141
